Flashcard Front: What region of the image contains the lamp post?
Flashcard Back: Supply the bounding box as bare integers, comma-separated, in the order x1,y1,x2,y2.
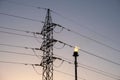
73,46,79,80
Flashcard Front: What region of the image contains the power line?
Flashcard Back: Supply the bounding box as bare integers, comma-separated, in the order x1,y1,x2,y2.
56,40,120,66
81,49,120,65
1,60,118,80
53,43,65,49
0,30,35,37
0,60,42,78
0,50,38,56
78,65,119,80
0,27,119,79
1,13,119,65
69,27,120,54
0,44,119,79
0,26,55,44
0,60,85,80
3,0,118,51
33,33,43,43
53,60,64,68
0,60,35,65
0,12,44,23
0,33,120,66
54,69,86,80
1,39,119,67
52,10,118,48
0,43,35,49
1,10,116,53
64,56,120,79
32,48,42,59
3,0,103,42
0,53,119,80
0,26,34,33
32,65,42,75
0,44,59,60
0,26,43,44
54,23,120,54
78,63,120,79
1,0,119,65
3,0,47,10
1,2,119,80
0,44,63,61
0,30,42,38
1,37,119,66
55,55,120,80
0,10,119,79
1,12,119,55
0,50,43,60
0,25,42,37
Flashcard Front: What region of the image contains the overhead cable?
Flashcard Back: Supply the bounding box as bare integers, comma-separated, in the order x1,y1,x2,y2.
54,23,120,54
1,35,119,66
55,55,120,80
54,69,86,80
3,0,47,10
53,60,64,68
55,53,120,78
0,60,85,80
0,38,119,66
1,12,119,54
0,50,37,56
0,43,36,50
81,62,119,79
0,60,35,65
0,26,35,33
0,30,42,38
0,48,119,79
32,65,42,75
0,12,44,23
31,48,42,59
56,40,120,66
51,10,118,47
80,49,120,65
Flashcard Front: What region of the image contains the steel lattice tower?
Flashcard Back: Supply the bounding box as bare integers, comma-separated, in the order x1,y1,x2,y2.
40,9,56,80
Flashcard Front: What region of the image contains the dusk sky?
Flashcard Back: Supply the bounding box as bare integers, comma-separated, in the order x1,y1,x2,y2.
0,0,120,80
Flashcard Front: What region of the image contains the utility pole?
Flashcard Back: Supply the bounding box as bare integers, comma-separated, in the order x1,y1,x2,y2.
40,9,56,80
73,46,79,80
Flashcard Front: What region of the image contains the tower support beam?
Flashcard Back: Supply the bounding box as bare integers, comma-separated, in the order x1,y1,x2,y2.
40,9,55,80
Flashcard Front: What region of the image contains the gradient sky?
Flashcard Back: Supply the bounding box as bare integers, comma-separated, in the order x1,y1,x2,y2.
0,0,120,80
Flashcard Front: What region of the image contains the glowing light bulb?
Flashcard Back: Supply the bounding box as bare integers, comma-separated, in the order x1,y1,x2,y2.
74,46,80,52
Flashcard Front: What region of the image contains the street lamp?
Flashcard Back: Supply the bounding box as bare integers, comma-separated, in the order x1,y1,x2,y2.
73,46,80,80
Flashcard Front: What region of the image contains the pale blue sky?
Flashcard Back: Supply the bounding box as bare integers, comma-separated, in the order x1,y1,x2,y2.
0,0,120,80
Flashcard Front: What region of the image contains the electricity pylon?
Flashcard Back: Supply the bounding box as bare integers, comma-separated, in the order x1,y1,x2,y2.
40,9,57,80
